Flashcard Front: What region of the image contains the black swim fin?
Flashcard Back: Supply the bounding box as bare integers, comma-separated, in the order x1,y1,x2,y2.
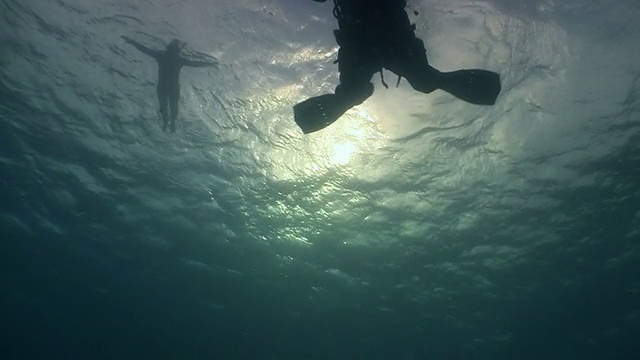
437,69,501,105
294,94,350,134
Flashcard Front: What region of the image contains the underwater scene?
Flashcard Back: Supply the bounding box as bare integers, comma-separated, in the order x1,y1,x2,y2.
1,0,639,358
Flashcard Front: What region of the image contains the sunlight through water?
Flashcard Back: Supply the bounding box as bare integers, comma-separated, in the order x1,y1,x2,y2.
267,104,387,181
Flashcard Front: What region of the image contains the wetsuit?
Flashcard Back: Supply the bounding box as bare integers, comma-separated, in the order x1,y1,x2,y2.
332,0,439,107
295,0,501,134
123,38,216,133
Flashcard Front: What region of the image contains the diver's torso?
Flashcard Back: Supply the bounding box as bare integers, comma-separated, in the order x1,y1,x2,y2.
333,0,413,46
334,0,407,24
156,55,182,91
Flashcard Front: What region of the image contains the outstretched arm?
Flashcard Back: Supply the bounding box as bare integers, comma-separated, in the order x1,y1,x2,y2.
182,59,218,68
122,36,161,59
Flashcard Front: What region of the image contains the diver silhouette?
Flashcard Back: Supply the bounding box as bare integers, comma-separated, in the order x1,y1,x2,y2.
122,36,217,133
294,0,502,134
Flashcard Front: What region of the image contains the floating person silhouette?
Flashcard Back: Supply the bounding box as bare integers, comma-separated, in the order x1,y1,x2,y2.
294,0,502,134
122,36,217,133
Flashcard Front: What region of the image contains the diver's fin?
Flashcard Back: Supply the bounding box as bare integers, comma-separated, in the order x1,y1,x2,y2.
438,69,501,105
294,94,350,134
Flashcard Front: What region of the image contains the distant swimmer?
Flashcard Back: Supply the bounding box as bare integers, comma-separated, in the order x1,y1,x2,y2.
122,36,217,133
294,0,502,134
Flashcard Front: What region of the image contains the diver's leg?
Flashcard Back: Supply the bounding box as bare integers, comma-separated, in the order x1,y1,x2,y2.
294,40,377,134
157,87,169,131
335,43,377,108
169,89,179,133
386,37,440,94
388,36,501,105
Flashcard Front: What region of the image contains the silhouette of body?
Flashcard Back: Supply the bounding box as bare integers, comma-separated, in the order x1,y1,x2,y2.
294,0,501,134
123,37,217,133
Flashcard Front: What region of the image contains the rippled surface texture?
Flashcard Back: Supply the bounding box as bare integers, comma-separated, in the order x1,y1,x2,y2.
2,0,640,358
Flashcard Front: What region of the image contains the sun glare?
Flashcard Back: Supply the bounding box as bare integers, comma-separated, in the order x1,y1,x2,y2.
261,81,387,181
331,142,357,165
